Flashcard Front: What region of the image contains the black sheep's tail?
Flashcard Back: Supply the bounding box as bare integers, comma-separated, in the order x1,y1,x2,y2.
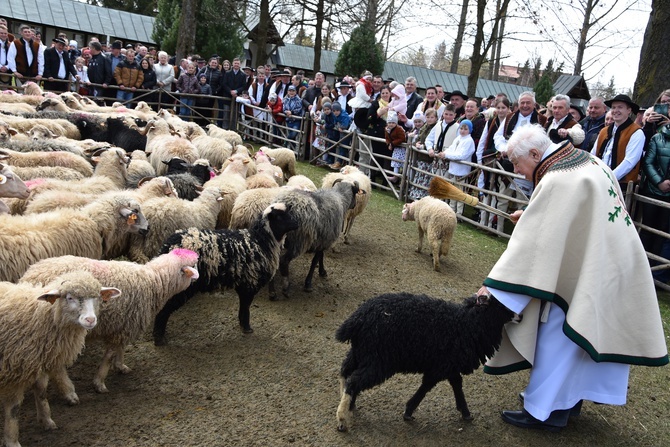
335,315,360,343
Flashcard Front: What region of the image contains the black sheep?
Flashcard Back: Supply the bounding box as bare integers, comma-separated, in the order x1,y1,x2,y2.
152,202,299,345
335,292,518,432
163,158,214,201
75,117,147,153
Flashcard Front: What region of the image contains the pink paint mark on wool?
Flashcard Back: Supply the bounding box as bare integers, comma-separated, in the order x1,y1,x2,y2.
209,170,216,179
170,249,199,263
25,178,46,188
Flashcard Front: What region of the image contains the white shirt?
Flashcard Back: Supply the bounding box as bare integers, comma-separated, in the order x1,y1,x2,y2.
443,133,475,176
590,124,645,181
7,38,45,75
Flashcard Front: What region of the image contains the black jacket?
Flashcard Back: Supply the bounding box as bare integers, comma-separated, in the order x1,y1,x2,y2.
221,69,246,98
87,53,113,85
43,47,77,80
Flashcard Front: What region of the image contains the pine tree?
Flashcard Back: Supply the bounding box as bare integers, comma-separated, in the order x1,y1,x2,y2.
430,41,451,72
334,26,385,77
534,74,554,106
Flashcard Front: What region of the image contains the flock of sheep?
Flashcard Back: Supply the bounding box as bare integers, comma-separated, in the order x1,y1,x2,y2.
0,82,503,445
0,84,375,446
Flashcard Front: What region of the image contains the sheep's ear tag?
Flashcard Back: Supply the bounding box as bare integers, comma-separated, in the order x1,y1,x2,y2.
126,213,138,225
100,287,122,302
37,289,62,304
0,175,6,185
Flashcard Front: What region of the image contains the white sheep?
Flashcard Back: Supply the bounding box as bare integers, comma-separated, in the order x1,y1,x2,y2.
127,186,224,263
184,122,233,169
6,148,127,215
0,147,94,177
205,123,244,147
0,194,149,282
322,165,372,244
143,119,199,176
0,114,80,139
0,271,120,447
203,153,250,228
9,165,86,182
127,150,157,188
20,249,199,396
401,196,457,272
257,146,297,180
0,163,29,215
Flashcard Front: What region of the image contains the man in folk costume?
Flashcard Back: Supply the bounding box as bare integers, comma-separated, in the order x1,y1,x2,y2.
479,124,668,432
543,94,585,146
6,24,43,87
0,24,13,86
247,66,271,141
43,37,78,93
591,94,645,188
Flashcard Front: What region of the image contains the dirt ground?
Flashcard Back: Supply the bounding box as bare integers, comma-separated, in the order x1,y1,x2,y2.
17,175,670,447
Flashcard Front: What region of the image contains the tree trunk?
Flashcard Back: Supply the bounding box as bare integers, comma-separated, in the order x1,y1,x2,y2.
492,2,507,81
313,0,325,74
468,0,510,98
573,0,594,75
451,0,469,73
488,0,501,80
254,0,270,67
634,0,670,106
176,0,200,61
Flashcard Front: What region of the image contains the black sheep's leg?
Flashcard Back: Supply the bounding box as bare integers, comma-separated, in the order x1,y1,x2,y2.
447,374,472,421
339,350,357,401
236,289,255,333
153,290,193,346
318,250,327,277
304,251,320,292
404,375,439,421
279,255,292,298
337,366,387,432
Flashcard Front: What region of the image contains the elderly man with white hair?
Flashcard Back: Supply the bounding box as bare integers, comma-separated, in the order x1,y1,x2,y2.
543,94,585,146
478,124,668,432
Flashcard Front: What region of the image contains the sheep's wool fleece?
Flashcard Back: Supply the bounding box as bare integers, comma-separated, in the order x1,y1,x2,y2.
484,143,668,373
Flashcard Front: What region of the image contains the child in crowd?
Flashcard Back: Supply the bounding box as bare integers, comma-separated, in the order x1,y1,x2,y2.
311,99,328,165
321,101,337,165
442,119,476,215
195,74,213,126
73,57,89,95
283,84,304,149
407,109,439,200
176,62,200,119
330,102,352,170
266,92,284,142
385,111,406,183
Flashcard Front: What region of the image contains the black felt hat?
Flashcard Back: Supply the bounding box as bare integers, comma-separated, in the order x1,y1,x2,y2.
605,94,640,115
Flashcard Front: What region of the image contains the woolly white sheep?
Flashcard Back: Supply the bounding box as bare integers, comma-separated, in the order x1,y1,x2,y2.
0,163,30,200
184,122,233,169
128,186,224,263
9,165,86,182
402,196,457,272
127,150,157,188
257,146,297,180
0,271,120,447
143,119,199,176
203,153,250,228
205,123,244,147
20,249,199,395
0,194,148,281
0,148,94,177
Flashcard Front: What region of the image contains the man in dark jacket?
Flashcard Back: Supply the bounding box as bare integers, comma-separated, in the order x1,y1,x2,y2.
220,57,247,129
578,97,607,151
43,37,78,92
86,41,112,98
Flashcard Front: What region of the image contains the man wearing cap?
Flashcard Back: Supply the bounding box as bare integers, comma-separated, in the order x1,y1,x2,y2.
543,94,585,146
271,68,292,101
446,90,468,117
334,80,353,114
592,94,645,185
7,24,43,87
404,76,423,118
242,66,254,90
43,37,78,92
578,97,607,151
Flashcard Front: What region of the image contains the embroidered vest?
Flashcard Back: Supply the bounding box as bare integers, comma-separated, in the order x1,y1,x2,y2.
595,119,642,183
12,38,40,76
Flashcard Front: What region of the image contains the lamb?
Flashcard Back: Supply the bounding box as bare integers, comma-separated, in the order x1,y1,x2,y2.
268,181,360,299
0,194,148,281
0,148,94,177
205,123,244,147
20,249,199,396
127,186,224,263
401,196,457,272
0,271,120,447
322,165,371,244
257,146,297,180
184,122,233,169
335,292,518,432
152,203,300,345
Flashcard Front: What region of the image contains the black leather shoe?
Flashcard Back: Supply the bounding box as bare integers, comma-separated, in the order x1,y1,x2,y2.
517,392,582,417
501,410,564,433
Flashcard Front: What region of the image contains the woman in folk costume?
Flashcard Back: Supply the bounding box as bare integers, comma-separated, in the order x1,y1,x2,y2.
478,124,667,432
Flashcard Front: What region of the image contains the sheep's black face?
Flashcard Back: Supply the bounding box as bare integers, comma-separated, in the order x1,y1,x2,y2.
267,205,299,240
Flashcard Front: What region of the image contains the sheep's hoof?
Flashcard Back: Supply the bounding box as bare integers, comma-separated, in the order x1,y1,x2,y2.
153,335,168,346
63,393,80,406
337,424,348,432
462,414,474,421
268,292,278,301
94,382,109,394
303,284,313,292
242,327,254,334
41,418,58,430
118,365,132,374
319,270,328,278
403,414,415,422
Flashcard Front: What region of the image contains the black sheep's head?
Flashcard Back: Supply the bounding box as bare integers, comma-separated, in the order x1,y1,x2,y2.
264,202,299,241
